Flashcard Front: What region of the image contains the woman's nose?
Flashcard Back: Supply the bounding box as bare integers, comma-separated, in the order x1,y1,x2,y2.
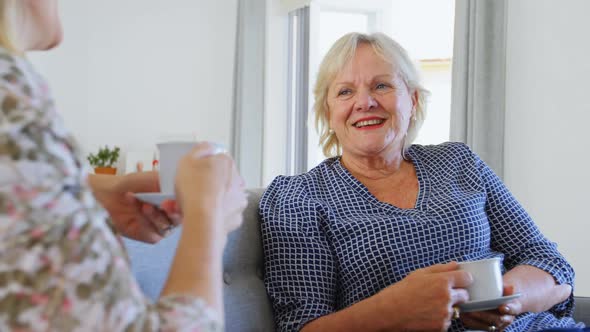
354,90,377,111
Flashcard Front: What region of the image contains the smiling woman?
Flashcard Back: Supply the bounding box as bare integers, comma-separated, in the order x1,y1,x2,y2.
295,0,456,173
259,32,583,332
314,33,429,159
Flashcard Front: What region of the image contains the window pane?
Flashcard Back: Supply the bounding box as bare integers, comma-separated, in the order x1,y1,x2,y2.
388,0,455,146
414,59,452,146
319,11,369,58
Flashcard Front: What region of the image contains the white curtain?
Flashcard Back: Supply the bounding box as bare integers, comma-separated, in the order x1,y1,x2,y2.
281,0,312,12
232,0,265,187
451,0,507,178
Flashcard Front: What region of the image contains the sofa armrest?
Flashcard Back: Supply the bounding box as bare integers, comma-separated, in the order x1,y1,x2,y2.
574,296,590,325
124,188,275,331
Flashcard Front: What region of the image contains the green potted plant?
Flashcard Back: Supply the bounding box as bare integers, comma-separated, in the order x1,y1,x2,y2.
87,145,121,175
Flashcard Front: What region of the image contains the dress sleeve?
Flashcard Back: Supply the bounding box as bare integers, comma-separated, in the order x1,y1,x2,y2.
472,150,575,316
260,176,337,332
0,83,222,330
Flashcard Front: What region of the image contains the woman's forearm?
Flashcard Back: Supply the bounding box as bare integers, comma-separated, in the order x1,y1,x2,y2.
159,206,226,315
302,294,387,332
503,265,572,313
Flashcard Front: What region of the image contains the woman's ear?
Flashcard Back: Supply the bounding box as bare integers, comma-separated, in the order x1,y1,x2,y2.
411,90,419,110
324,101,331,125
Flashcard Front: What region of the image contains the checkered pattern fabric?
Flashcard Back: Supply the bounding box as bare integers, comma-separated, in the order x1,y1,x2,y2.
260,142,581,331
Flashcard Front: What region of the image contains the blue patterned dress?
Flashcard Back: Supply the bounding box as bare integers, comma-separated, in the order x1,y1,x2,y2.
260,142,583,331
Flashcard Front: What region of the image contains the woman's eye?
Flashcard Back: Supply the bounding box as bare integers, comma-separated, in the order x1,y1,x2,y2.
376,83,388,90
337,89,352,96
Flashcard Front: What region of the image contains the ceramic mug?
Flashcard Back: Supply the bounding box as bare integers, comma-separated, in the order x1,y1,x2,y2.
458,257,503,301
157,141,226,194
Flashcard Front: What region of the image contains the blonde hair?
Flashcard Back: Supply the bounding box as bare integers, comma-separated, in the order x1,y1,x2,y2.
313,32,430,157
0,0,23,54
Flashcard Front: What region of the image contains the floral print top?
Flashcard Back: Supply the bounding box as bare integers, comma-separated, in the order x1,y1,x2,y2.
0,47,222,331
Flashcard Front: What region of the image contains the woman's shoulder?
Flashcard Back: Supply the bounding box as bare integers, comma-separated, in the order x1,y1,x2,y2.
0,48,88,200
261,158,337,207
0,49,38,98
410,142,477,164
268,158,337,187
411,141,472,155
0,49,55,127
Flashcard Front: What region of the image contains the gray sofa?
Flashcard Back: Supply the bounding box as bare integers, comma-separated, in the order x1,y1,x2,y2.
124,188,273,331
124,189,589,331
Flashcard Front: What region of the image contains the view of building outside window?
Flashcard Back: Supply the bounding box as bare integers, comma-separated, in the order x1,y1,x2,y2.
307,0,455,170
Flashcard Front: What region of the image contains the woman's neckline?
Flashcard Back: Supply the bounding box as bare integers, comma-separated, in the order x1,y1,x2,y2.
331,145,430,213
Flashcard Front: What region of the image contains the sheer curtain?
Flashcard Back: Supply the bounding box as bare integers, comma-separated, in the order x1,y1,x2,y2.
232,0,266,187
450,0,507,177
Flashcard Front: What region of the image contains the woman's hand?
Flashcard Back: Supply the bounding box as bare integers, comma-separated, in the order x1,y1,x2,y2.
460,285,520,332
376,262,472,331
159,143,246,311
89,171,180,243
502,265,572,313
172,142,247,239
460,265,573,331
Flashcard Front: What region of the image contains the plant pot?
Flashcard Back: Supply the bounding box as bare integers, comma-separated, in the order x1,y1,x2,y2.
94,167,117,175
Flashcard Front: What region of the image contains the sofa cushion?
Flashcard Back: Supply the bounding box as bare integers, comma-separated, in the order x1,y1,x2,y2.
223,188,274,331
574,296,590,326
124,188,275,331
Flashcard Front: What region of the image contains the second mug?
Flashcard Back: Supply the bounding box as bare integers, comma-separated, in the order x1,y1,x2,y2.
458,257,503,301
157,141,226,194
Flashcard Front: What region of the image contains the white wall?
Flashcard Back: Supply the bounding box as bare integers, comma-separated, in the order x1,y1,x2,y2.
29,0,237,173
505,0,590,296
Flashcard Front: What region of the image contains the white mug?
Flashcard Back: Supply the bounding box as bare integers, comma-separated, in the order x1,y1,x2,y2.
157,141,226,194
458,258,503,301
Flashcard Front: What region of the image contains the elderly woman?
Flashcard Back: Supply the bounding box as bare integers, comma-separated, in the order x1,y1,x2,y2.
0,0,246,330
260,32,583,332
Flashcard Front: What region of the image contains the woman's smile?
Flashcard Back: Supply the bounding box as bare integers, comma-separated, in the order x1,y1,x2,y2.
352,116,386,130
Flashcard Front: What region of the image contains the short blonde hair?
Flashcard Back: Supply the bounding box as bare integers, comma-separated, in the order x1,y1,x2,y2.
313,32,430,157
0,0,23,54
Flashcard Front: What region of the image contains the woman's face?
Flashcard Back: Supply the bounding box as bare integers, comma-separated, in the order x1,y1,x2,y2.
326,43,416,160
22,0,63,50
